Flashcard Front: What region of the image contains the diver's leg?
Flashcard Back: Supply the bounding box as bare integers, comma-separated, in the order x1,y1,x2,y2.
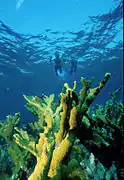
55,66,58,76
60,67,62,74
74,66,76,73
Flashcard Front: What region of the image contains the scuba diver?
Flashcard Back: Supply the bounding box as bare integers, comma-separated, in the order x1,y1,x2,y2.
69,56,77,76
54,51,63,76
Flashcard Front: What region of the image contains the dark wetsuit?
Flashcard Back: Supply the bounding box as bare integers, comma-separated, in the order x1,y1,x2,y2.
70,58,77,75
54,54,62,76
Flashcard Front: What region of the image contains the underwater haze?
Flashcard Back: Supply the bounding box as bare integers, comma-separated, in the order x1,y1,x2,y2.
0,0,123,123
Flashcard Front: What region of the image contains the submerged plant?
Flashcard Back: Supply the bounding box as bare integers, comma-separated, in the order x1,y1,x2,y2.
0,73,123,179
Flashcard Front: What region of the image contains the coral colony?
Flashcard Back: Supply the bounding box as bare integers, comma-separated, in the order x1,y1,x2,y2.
0,73,124,179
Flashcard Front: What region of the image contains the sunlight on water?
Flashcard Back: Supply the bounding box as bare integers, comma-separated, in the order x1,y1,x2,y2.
16,0,24,11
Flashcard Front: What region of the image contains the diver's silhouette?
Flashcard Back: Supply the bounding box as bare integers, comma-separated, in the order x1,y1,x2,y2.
69,57,77,75
54,52,63,76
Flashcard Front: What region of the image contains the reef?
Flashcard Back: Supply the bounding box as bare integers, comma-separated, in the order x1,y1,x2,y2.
0,73,124,180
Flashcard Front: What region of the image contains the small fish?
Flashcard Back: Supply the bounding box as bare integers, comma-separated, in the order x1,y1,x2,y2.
37,93,47,99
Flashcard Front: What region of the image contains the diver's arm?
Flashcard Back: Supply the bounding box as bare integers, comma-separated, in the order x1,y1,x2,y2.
49,55,53,62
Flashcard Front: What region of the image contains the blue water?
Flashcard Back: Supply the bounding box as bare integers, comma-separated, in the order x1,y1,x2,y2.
0,0,123,124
